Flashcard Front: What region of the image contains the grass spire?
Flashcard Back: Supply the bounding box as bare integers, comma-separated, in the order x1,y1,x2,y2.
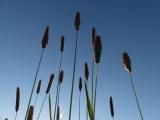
68,11,81,120
53,36,65,120
93,35,102,119
24,26,49,120
122,52,144,120
37,74,54,120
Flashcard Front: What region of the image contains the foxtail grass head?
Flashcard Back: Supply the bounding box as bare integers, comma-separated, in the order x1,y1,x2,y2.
109,96,114,117
36,80,41,94
27,106,34,120
84,62,89,81
46,74,54,94
74,12,80,31
58,70,64,84
91,27,96,46
15,87,20,112
79,77,82,92
122,52,132,72
41,26,49,48
60,36,65,52
94,35,102,64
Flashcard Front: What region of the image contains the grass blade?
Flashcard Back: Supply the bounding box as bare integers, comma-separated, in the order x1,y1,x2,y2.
49,94,52,120
84,80,94,120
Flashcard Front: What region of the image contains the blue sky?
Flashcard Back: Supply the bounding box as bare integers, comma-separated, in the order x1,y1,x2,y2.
0,0,160,120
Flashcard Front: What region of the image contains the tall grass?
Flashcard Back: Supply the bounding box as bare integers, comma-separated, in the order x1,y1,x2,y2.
48,94,52,120
68,12,80,120
122,52,144,120
84,80,94,120
37,74,54,120
93,35,102,119
0,11,148,120
24,26,49,120
91,27,96,105
53,36,65,120
33,80,42,108
84,62,89,120
57,70,64,105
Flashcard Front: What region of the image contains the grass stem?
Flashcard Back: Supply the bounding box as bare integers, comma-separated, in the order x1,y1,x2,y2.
93,64,99,118
24,48,44,120
128,72,144,120
68,31,78,120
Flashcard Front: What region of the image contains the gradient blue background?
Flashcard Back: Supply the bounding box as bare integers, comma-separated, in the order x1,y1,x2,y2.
0,0,159,120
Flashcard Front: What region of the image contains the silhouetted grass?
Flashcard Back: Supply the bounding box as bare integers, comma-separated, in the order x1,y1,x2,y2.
122,52,144,120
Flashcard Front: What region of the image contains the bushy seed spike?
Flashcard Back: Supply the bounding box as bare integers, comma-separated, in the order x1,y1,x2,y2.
60,36,65,52
36,80,41,94
91,27,96,45
41,26,49,48
85,62,89,81
74,12,81,31
27,106,34,120
109,96,114,117
94,35,102,64
46,74,54,94
58,70,64,84
122,52,132,72
79,77,82,91
15,87,20,112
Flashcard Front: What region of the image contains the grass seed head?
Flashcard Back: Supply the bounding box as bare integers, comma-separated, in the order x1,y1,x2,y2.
109,96,114,117
46,74,54,94
91,27,96,46
36,80,41,94
79,77,82,92
85,62,89,81
58,70,64,84
41,26,49,48
27,106,34,120
74,12,81,31
60,36,65,52
94,35,102,64
122,52,132,72
15,87,20,112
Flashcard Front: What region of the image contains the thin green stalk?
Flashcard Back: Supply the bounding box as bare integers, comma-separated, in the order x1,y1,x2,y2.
24,48,45,120
86,81,88,120
49,94,52,120
68,31,79,120
53,87,59,120
79,92,81,120
86,98,88,120
128,72,144,120
53,53,63,120
37,94,47,120
93,64,99,118
91,58,94,105
112,117,115,120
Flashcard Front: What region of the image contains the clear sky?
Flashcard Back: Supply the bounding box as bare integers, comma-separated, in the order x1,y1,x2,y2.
0,0,160,120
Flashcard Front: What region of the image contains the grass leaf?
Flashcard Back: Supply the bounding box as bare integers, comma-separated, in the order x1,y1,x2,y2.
48,94,52,120
84,81,94,120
